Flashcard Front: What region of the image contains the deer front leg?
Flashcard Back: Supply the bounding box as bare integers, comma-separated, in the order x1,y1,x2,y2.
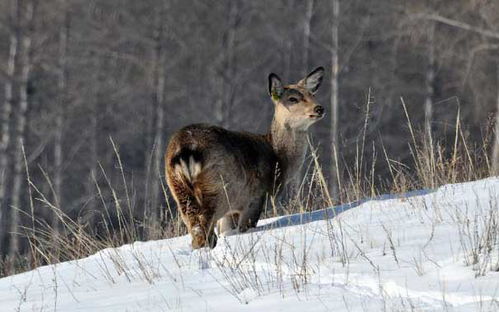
238,196,265,232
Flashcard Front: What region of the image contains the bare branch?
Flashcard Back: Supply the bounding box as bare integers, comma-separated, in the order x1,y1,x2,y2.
463,43,499,85
410,13,499,40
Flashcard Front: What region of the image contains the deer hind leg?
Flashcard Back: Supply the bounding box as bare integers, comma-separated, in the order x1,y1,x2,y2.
183,205,217,249
189,212,217,249
170,181,218,249
238,196,265,232
217,211,240,235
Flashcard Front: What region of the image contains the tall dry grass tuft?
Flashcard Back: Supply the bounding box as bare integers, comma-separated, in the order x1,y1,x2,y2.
0,141,187,277
0,96,495,278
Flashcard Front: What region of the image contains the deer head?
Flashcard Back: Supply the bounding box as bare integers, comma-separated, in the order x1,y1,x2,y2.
268,67,325,131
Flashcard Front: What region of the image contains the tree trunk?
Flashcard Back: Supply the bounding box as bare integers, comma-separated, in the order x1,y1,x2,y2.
216,1,239,128
330,0,340,200
0,0,19,255
224,0,239,129
424,23,435,146
148,3,166,228
53,6,70,233
9,0,34,258
424,22,436,184
86,57,99,228
492,63,499,174
303,0,314,74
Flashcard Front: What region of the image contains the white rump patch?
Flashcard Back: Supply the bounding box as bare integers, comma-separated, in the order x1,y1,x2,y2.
189,156,202,178
179,159,192,181
176,156,202,182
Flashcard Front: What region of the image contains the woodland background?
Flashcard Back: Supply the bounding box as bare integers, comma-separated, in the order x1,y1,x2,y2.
0,0,499,266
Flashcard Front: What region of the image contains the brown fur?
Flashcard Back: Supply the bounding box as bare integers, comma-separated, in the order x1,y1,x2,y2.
165,67,325,248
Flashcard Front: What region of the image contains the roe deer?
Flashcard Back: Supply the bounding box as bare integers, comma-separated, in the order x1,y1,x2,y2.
165,67,325,248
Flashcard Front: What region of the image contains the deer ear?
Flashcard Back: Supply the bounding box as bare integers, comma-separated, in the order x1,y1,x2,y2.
298,66,325,95
268,73,284,101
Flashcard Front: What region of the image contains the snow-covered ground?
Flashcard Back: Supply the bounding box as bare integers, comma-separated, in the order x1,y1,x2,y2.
1,178,499,311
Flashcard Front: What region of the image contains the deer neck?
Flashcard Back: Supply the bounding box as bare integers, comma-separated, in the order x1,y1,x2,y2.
269,117,308,186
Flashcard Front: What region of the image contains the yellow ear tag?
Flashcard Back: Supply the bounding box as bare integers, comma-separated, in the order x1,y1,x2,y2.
272,92,281,101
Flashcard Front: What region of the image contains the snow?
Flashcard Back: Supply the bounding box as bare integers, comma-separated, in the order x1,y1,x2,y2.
1,178,499,311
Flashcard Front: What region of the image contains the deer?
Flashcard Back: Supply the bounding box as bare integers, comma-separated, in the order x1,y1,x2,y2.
165,67,325,249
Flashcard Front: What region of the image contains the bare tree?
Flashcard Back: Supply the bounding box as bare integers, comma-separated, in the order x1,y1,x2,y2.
424,22,436,185
0,0,19,255
493,63,499,174
147,1,167,224
9,0,34,258
53,1,70,233
86,54,100,222
303,0,314,74
424,22,435,142
330,0,340,199
215,1,240,128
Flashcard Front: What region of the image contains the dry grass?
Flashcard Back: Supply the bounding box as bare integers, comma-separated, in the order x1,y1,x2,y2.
0,97,495,280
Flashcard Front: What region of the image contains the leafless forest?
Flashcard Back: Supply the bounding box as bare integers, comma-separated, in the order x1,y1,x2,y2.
0,0,499,273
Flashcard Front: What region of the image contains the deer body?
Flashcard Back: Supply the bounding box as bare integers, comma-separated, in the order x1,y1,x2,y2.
165,67,325,248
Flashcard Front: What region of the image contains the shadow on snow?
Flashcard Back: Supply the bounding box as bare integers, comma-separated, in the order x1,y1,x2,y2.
253,188,434,232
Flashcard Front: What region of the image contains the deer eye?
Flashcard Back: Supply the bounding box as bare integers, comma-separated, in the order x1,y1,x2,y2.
288,97,299,103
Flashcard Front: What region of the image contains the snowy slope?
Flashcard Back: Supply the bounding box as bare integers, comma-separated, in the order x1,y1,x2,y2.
1,178,499,311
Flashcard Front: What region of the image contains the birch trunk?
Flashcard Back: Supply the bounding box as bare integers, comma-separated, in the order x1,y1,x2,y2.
492,63,499,174
148,4,166,225
53,6,70,233
424,23,435,145
9,0,34,258
215,1,239,128
87,58,99,225
223,1,238,129
303,0,314,74
0,0,19,255
424,23,435,183
330,0,340,200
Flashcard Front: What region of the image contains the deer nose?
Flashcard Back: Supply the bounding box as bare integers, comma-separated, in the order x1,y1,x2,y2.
314,105,324,115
